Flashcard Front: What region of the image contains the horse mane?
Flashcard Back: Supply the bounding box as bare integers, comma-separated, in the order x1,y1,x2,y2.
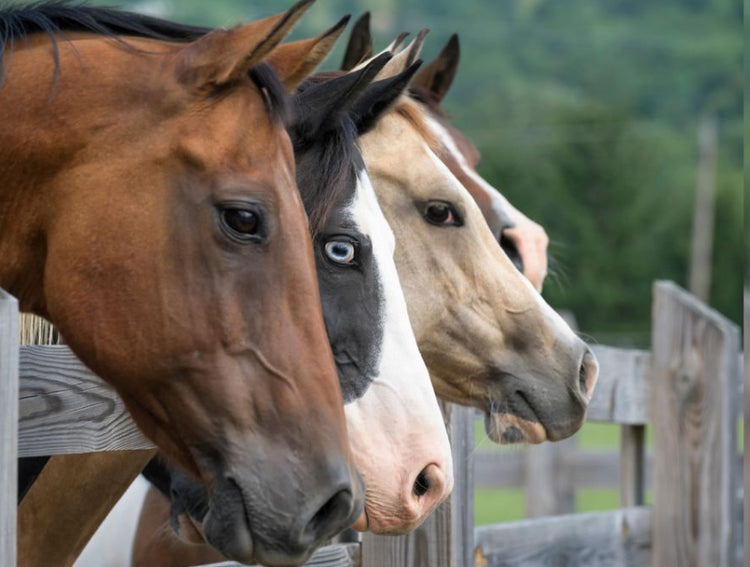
294,75,361,237
0,1,288,122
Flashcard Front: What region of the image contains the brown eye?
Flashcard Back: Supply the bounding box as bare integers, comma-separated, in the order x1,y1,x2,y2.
424,201,461,226
219,206,265,242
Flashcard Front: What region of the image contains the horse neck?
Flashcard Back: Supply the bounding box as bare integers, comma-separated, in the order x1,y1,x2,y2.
0,33,167,314
0,161,52,314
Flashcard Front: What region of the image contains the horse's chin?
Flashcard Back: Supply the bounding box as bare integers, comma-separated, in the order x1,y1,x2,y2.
484,411,547,444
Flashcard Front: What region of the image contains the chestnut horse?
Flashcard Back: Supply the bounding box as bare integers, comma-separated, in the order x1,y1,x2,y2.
1,2,362,564
118,54,455,567
341,14,550,291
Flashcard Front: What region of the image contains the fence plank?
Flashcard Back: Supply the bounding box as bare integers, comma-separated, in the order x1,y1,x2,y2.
587,346,651,424
525,436,576,517
0,289,19,567
199,543,360,567
474,448,654,490
620,425,646,507
18,345,152,456
651,281,740,567
361,403,474,567
474,506,652,567
449,404,475,567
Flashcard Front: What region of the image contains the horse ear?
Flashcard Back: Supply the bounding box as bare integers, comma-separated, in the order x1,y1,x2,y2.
291,52,392,142
412,33,459,103
266,16,350,92
373,29,428,80
351,60,422,135
175,0,313,90
340,12,373,71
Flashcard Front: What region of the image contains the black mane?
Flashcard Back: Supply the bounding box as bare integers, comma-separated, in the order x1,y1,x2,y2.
0,1,287,122
292,76,360,236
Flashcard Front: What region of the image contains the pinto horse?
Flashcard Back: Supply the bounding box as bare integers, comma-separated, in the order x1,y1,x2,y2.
341,15,550,291
1,2,363,564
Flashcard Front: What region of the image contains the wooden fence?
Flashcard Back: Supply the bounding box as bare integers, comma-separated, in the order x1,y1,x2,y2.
0,281,743,567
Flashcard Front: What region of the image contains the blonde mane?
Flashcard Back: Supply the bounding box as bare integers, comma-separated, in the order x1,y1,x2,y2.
19,313,62,346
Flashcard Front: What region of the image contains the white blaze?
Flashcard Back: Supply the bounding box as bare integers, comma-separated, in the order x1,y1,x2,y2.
344,170,453,528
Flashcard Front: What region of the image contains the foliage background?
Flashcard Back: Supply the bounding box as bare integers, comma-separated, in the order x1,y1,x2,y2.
99,0,743,347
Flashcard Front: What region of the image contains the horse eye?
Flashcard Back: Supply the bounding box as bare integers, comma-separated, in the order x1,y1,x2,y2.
424,201,461,226
220,207,263,241
324,240,356,265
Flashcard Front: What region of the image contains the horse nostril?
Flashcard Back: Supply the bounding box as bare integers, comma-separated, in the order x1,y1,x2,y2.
578,348,599,399
579,361,587,394
413,468,430,498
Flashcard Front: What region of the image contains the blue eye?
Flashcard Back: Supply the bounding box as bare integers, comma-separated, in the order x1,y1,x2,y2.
324,240,356,265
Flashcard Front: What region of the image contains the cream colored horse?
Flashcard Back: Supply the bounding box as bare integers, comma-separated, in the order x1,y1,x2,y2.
355,40,599,444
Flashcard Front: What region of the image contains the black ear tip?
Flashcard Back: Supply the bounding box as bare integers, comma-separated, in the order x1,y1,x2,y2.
290,0,316,14
329,14,351,34
406,58,423,76
371,51,393,65
447,33,460,53
356,51,393,82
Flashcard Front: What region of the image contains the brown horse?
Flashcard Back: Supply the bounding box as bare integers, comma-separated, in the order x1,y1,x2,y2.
341,15,550,292
1,2,362,564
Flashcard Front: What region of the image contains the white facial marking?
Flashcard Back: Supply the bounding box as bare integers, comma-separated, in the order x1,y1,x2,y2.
343,170,452,529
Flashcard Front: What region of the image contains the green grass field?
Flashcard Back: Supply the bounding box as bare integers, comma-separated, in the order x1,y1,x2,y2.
472,419,742,526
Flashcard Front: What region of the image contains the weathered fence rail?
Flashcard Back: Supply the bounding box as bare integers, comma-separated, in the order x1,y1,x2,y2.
1,289,19,567
0,281,743,567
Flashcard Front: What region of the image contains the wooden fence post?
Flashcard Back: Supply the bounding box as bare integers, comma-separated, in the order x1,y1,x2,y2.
525,436,576,517
361,402,474,567
1,288,19,567
651,281,740,567
619,424,646,507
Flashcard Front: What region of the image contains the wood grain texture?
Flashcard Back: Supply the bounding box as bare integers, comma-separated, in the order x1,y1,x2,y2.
198,543,360,567
474,507,652,567
18,345,153,456
361,403,475,567
0,288,19,567
651,281,740,567
587,345,651,424
17,450,154,567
